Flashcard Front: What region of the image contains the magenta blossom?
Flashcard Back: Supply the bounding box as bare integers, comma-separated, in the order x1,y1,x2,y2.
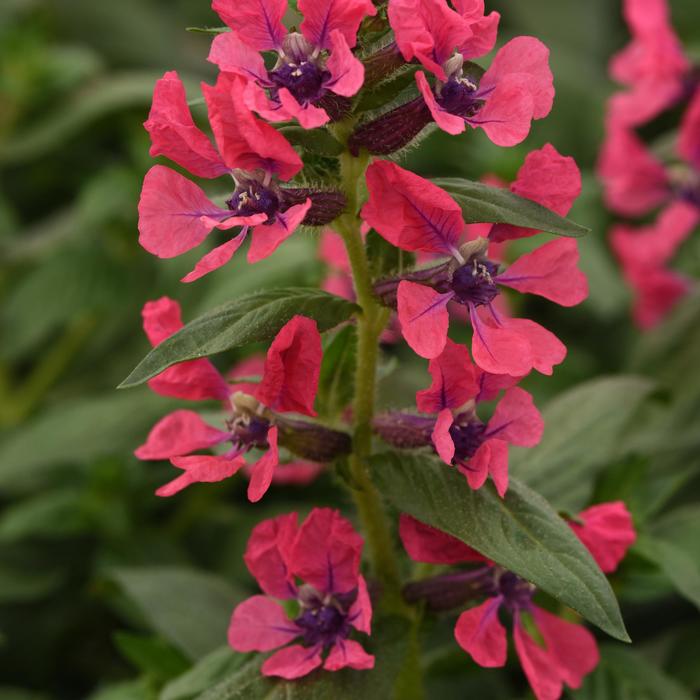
374,339,543,496
399,515,600,700
228,508,374,679
568,502,636,574
608,0,692,127
363,161,588,373
139,71,314,282
135,303,324,502
208,0,375,128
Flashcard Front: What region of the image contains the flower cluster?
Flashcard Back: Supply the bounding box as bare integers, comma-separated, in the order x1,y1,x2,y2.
128,0,632,695
598,0,699,327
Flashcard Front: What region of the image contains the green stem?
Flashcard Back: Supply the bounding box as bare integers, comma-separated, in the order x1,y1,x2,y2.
334,146,403,608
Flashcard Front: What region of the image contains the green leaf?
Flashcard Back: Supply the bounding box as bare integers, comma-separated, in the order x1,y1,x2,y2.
634,535,700,612
113,567,243,661
114,632,190,682
510,376,655,511
0,489,86,541
432,177,590,237
195,616,411,700
185,26,230,34
317,325,357,418
279,126,344,156
0,564,63,603
161,648,248,700
366,229,415,279
573,645,695,700
370,450,629,641
119,289,360,389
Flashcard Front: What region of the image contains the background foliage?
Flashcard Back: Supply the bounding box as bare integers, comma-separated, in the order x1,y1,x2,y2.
1,0,700,698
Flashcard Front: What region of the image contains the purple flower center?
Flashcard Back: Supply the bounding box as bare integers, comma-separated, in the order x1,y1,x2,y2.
496,571,535,612
270,59,330,104
449,417,487,462
295,602,351,648
436,76,485,118
228,414,270,452
227,180,280,220
451,258,500,306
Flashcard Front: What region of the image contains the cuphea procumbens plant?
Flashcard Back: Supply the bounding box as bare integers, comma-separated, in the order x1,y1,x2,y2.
121,0,639,697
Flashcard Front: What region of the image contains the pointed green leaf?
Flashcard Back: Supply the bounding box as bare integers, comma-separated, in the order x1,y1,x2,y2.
370,450,629,642
433,177,590,237
119,289,360,389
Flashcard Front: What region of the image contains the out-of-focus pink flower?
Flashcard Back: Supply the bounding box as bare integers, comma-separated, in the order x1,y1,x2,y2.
568,501,637,573
209,0,375,128
228,508,374,679
135,307,323,502
139,72,310,281
363,161,586,373
399,514,487,564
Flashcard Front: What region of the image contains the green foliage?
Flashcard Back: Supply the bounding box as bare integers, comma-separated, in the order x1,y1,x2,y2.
369,450,629,641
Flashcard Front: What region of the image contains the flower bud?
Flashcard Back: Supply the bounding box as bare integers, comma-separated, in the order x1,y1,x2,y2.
281,188,347,225
372,412,434,449
373,261,452,308
276,416,352,462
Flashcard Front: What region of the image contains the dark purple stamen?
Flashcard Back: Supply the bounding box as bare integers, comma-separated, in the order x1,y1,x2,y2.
227,180,280,220
496,571,535,613
451,258,500,306
295,604,351,647
450,416,487,462
228,414,271,452
270,60,330,104
436,76,484,119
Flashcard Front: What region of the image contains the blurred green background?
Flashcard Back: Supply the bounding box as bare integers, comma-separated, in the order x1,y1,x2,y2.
2,1,700,698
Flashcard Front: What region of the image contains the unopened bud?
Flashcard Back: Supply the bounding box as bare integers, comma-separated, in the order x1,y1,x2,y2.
372,412,434,449
281,188,347,225
276,416,352,462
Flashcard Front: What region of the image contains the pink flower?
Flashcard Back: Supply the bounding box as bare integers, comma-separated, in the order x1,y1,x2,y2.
421,340,543,496
611,201,699,328
319,228,355,300
135,306,324,502
399,514,487,564
228,508,374,679
608,0,690,127
362,161,586,372
400,517,599,700
208,0,375,128
568,502,637,574
139,71,311,281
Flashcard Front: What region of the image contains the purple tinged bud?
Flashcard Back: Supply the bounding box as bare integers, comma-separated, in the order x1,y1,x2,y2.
403,567,493,611
348,98,432,156
373,261,452,308
276,416,352,462
281,187,347,225
373,412,435,449
362,43,407,88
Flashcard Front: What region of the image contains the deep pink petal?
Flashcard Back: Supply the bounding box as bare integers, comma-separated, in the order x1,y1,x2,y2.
470,73,535,147
212,0,287,50
491,143,582,242
181,230,250,283
474,367,523,402
398,282,453,359
142,298,229,400
319,228,351,272
513,618,564,700
570,501,636,573
454,599,508,667
207,31,269,83
324,30,365,97
262,644,323,679
203,73,303,179
486,387,543,448
144,71,228,178
416,71,466,135
432,408,456,464
461,439,490,491
416,337,479,412
497,239,588,307
157,454,246,496
134,410,229,460
324,639,375,671
362,160,465,255
399,514,487,564
291,508,363,595
679,89,700,170
480,37,554,120
502,317,567,376
630,265,690,329
255,316,322,416
299,0,375,49
247,426,280,503
457,10,500,59
228,596,299,652
532,607,600,691
277,88,330,128
348,575,372,634
246,460,324,486
469,306,533,376
484,438,509,497
248,200,311,263
138,166,257,258
244,512,298,599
